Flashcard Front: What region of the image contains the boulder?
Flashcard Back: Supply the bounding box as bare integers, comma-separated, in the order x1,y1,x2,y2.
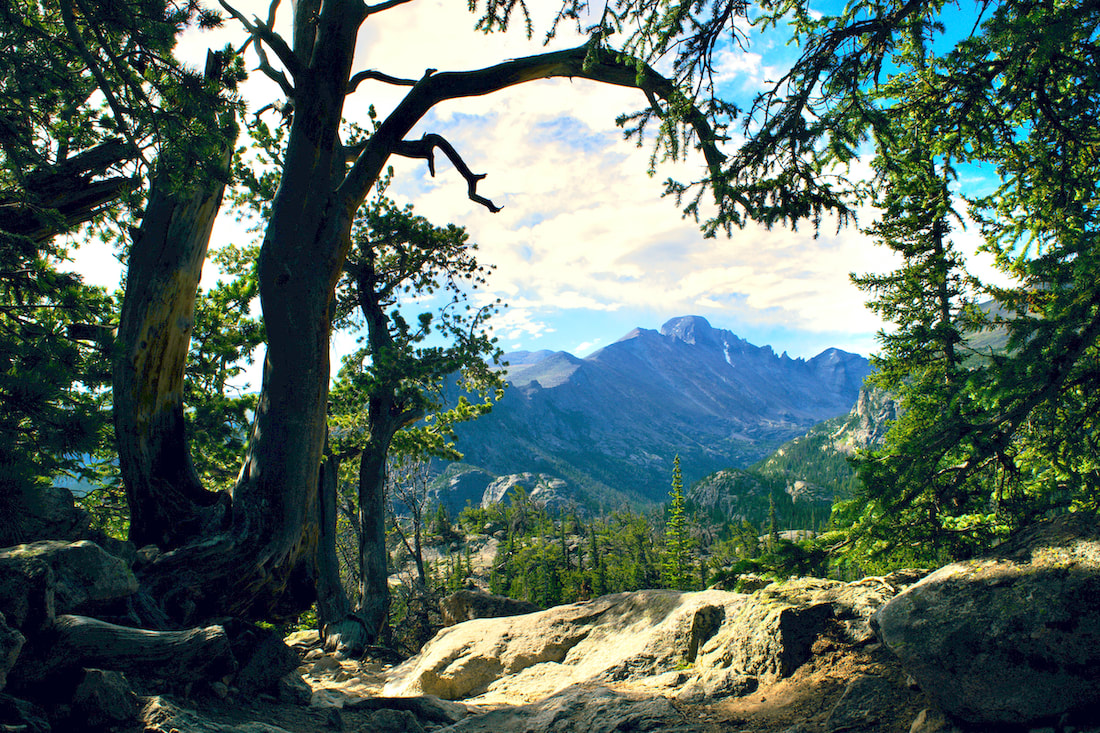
0,613,24,692
19,486,92,542
347,695,471,725
694,577,895,683
71,669,139,730
368,708,427,733
276,672,312,706
142,695,295,733
873,513,1100,725
907,708,964,733
225,622,301,696
0,541,136,616
440,589,538,626
386,589,733,701
821,674,899,733
0,552,55,633
0,693,50,733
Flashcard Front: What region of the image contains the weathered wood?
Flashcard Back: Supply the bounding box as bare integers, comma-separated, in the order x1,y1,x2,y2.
10,615,235,686
112,53,236,552
0,139,137,244
112,146,231,550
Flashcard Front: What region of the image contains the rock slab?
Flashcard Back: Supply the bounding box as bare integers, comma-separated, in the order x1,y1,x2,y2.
387,579,897,705
873,513,1100,725
437,683,706,733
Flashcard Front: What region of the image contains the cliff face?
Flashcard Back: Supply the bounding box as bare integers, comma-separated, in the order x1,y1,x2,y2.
441,316,871,509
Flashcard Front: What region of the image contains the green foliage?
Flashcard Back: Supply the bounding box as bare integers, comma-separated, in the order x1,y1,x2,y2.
814,0,1100,565
750,417,863,501
185,244,263,490
327,187,506,464
0,242,115,541
661,455,695,590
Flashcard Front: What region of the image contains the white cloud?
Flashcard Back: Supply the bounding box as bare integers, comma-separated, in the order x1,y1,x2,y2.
168,0,894,362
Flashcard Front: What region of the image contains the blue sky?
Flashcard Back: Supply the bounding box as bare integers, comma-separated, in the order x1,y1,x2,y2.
69,0,1009,385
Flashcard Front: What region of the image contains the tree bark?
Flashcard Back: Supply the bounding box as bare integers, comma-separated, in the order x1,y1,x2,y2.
137,3,365,622
315,447,349,629
315,444,370,655
113,156,230,550
9,615,235,687
130,13,723,623
0,140,137,244
356,422,395,644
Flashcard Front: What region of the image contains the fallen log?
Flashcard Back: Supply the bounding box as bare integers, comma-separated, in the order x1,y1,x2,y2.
10,614,235,686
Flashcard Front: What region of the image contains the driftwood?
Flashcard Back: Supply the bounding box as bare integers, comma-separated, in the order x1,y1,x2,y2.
11,614,235,686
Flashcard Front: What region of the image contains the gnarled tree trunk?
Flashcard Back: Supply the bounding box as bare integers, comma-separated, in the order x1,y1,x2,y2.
113,154,230,550
113,51,237,552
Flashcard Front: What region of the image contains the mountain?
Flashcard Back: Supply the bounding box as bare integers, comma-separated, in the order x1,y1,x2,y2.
438,316,871,511
683,298,1015,526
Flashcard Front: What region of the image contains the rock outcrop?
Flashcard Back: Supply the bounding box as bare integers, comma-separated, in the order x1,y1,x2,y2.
873,513,1100,726
385,578,898,706
439,683,706,733
0,540,137,617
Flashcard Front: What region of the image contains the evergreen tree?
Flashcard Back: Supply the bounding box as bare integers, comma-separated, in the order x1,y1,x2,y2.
662,455,694,590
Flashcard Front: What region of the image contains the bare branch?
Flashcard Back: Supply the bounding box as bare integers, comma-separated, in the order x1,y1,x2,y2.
393,133,502,213
363,0,417,16
218,0,304,81
256,46,295,98
347,69,418,94
340,44,727,211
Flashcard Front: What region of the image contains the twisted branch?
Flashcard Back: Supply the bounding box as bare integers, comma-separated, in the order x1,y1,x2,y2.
393,133,502,213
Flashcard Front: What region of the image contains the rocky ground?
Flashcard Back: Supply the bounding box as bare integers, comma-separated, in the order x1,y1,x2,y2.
132,612,930,733
3,511,1100,733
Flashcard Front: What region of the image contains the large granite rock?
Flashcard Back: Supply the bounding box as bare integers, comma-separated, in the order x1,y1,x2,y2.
0,552,55,634
386,578,898,705
142,696,294,733
0,541,136,617
872,513,1100,725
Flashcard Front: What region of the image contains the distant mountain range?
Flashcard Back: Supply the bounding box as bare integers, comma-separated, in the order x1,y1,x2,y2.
436,316,872,512
685,298,1012,530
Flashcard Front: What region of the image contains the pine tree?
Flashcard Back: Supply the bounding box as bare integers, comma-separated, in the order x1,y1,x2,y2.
662,455,694,591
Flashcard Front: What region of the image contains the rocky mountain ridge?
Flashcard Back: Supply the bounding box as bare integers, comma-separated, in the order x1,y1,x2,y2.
438,316,871,511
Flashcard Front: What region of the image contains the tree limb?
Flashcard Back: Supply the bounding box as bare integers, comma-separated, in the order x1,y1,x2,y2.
57,0,148,168
363,0,417,17
0,140,138,242
218,0,303,82
347,69,418,94
393,133,502,213
340,44,727,211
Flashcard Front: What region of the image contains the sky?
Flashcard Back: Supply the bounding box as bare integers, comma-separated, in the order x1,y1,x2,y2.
69,0,1007,384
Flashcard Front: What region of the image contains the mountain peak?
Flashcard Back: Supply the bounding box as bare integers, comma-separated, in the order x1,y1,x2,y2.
660,315,719,347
